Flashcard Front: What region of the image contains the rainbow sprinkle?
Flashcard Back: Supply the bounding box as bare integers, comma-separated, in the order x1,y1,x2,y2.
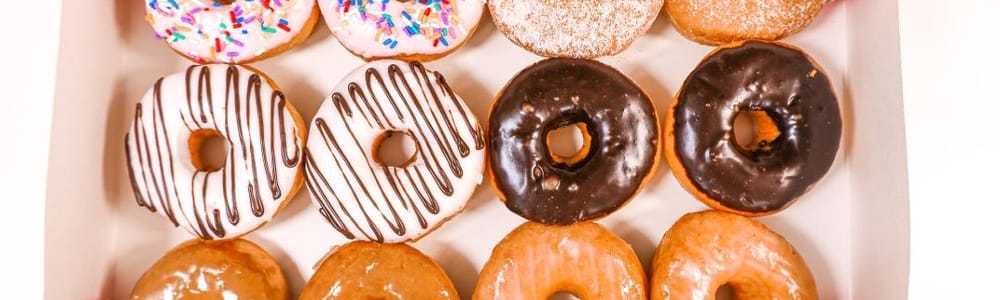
146,0,304,62
334,0,466,49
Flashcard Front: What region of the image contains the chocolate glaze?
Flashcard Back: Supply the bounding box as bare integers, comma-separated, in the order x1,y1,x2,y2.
489,58,659,225
672,41,841,214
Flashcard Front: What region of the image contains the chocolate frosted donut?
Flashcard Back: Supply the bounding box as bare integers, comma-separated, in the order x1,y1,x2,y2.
489,58,659,225
665,41,842,216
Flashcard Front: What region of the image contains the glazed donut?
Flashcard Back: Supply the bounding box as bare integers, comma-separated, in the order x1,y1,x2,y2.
300,241,459,299
131,238,288,299
665,0,826,45
319,0,485,61
473,222,646,299
651,210,818,299
488,0,662,58
665,41,841,216
304,60,484,243
125,64,306,240
145,0,319,63
488,58,659,225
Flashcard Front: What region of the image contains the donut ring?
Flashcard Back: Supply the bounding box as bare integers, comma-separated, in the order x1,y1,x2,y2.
651,210,818,299
130,238,288,299
145,0,319,63
665,0,826,45
304,59,485,243
299,241,459,299
665,41,841,216
488,0,662,58
125,64,306,240
488,58,659,225
473,222,646,299
319,0,485,61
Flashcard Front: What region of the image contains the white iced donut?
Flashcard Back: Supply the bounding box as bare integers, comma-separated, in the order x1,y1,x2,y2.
125,64,306,240
318,0,485,60
304,60,485,243
145,0,319,63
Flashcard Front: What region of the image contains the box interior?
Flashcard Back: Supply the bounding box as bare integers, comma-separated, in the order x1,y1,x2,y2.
45,0,909,298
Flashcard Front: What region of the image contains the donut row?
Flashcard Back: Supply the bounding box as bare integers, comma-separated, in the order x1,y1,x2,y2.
144,0,832,63
130,210,815,299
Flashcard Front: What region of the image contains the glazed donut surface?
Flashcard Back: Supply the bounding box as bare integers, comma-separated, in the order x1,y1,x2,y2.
473,222,646,300
651,210,818,300
130,238,288,299
666,41,841,216
665,0,826,45
125,64,305,240
299,241,459,299
304,59,485,243
488,0,662,58
489,58,659,225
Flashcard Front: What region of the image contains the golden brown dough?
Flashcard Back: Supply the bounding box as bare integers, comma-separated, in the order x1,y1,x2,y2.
130,239,288,300
473,222,646,300
299,242,459,300
665,0,826,45
651,210,817,300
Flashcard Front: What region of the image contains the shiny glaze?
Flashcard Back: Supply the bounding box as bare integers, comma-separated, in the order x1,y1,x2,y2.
130,239,288,300
473,221,646,300
488,58,659,225
670,41,841,214
299,241,458,300
651,210,818,300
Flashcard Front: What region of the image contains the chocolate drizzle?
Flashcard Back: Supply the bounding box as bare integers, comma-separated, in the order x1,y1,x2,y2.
125,65,302,240
304,61,484,242
671,41,841,214
488,58,659,225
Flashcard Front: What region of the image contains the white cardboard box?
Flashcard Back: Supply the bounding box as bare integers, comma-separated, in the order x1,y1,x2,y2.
44,0,909,298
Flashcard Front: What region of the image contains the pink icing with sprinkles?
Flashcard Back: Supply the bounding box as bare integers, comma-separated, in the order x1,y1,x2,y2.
332,0,468,50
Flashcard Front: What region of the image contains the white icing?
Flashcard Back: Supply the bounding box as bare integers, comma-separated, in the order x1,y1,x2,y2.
318,0,484,59
145,0,316,63
304,59,484,243
125,64,304,240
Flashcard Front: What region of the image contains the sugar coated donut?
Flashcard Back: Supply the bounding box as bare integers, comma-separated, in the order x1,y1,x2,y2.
125,64,306,240
473,222,646,300
145,0,319,63
488,58,659,225
304,60,485,243
651,210,818,299
488,0,662,58
319,0,485,61
300,241,459,299
665,0,826,45
665,41,841,216
130,238,288,299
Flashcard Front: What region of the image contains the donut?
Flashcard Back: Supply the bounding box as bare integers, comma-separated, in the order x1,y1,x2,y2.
488,0,662,58
318,0,485,61
300,241,459,299
664,41,841,216
651,210,818,299
665,0,826,45
145,0,319,63
473,222,646,299
303,60,484,243
488,58,659,225
130,238,288,299
125,64,306,240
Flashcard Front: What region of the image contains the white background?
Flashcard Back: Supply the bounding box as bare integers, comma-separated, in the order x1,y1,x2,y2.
1,0,998,298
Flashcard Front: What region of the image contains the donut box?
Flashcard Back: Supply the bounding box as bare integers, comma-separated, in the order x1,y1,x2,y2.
45,0,908,298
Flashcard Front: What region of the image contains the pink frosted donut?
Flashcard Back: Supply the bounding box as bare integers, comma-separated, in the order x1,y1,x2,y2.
318,0,485,60
145,0,319,63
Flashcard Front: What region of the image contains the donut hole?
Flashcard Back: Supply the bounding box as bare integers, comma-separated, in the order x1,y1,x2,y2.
547,292,581,300
732,110,781,152
373,131,418,168
188,129,229,172
546,122,591,165
715,283,736,300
